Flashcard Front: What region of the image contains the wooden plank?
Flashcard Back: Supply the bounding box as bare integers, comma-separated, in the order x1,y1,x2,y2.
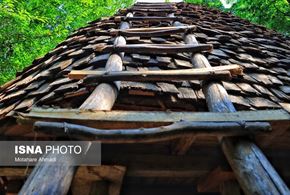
115,16,184,22
110,25,195,37
33,121,270,143
197,167,235,192
68,64,243,81
94,44,213,54
18,108,290,123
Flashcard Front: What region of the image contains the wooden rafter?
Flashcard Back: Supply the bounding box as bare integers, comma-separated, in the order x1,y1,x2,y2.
68,64,243,81
94,43,213,54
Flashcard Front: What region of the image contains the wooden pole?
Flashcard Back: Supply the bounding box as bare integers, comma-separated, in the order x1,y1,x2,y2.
19,12,132,195
179,22,290,194
34,121,271,143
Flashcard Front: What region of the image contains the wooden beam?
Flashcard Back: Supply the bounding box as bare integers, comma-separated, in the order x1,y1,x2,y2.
110,25,195,37
19,12,132,195
220,180,241,195
197,167,235,192
17,108,290,126
171,135,196,155
18,151,77,195
180,25,290,194
33,121,270,143
74,166,126,195
114,16,184,22
222,138,290,194
68,64,243,81
94,44,213,54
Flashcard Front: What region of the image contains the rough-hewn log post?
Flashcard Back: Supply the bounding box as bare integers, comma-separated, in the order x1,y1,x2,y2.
174,20,290,194
18,151,76,195
19,12,132,195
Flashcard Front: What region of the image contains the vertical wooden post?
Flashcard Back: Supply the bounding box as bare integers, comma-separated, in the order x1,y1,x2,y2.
175,20,290,194
19,12,132,195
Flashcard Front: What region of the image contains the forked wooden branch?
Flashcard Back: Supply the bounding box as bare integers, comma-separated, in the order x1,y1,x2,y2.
34,121,271,143
95,44,213,54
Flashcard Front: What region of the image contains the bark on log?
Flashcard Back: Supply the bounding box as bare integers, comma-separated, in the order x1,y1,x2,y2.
33,121,270,143
95,44,213,54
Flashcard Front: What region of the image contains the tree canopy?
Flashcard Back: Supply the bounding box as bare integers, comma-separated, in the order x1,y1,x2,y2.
185,0,290,35
0,0,132,85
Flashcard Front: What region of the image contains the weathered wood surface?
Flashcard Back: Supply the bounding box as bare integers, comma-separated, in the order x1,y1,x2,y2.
68,64,243,81
80,13,132,111
33,121,270,143
18,108,290,124
181,26,290,194
197,167,235,192
220,180,241,195
18,151,77,195
115,16,184,22
94,43,213,54
222,139,290,195
110,25,195,37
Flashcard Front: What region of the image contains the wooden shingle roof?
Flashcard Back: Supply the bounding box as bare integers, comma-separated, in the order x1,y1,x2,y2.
0,2,290,119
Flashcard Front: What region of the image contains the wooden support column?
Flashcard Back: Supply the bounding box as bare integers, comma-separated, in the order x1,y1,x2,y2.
74,12,132,195
19,12,132,195
181,27,290,194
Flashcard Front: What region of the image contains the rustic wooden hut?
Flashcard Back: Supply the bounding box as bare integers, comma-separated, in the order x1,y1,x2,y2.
0,2,289,195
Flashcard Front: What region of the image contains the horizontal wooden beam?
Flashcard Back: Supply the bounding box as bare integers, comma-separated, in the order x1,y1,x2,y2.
94,44,213,54
33,121,270,143
17,108,290,125
110,25,195,37
114,16,184,22
68,65,243,81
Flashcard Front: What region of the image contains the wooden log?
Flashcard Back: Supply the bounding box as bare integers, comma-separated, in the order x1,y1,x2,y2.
33,121,271,143
222,138,290,195
68,64,243,81
181,25,290,194
80,13,132,111
18,151,77,195
95,44,213,54
110,25,195,37
19,12,132,195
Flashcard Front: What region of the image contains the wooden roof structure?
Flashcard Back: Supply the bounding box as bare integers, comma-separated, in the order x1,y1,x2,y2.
0,2,289,195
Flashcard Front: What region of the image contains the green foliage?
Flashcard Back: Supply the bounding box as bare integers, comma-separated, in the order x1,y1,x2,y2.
0,0,132,85
185,0,290,35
